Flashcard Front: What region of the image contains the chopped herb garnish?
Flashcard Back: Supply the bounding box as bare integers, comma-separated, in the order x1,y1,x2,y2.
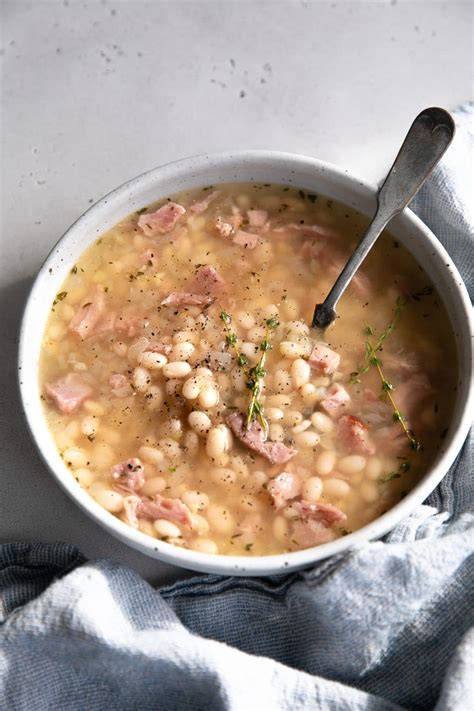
70,265,78,274
350,298,420,451
245,543,253,551
53,291,67,306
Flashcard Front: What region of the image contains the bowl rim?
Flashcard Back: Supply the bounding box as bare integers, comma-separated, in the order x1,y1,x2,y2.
18,149,474,576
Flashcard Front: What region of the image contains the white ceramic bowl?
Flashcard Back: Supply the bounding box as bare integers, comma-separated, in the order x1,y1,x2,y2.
19,151,473,576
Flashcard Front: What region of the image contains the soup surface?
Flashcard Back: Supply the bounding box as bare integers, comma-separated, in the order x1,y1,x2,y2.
39,183,456,556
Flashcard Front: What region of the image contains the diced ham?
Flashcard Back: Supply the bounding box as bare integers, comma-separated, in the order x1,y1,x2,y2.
147,341,173,355
192,265,226,295
109,372,131,398
293,500,346,525
274,223,336,238
292,519,339,547
122,494,192,528
160,292,213,307
190,190,221,214
308,343,340,375
69,289,105,340
337,415,375,456
389,373,432,417
247,209,268,228
227,412,297,465
238,513,263,535
215,214,243,238
381,350,421,377
320,383,351,418
138,202,186,236
267,471,302,509
109,373,128,389
44,373,93,414
233,230,259,249
111,458,145,492
374,425,410,456
114,313,142,339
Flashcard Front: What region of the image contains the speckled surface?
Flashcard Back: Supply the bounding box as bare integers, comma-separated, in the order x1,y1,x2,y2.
1,0,472,585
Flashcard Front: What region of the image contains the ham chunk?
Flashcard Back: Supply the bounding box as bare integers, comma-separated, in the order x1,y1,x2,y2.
69,289,105,340
139,249,157,269
293,500,346,525
337,415,375,456
160,292,214,308
109,373,128,389
111,458,144,493
192,265,226,295
138,202,186,236
292,519,339,547
233,230,259,249
320,383,351,418
247,209,268,228
274,223,337,239
215,214,243,238
44,373,93,414
123,494,192,528
308,343,340,375
267,471,302,509
227,412,297,465
190,190,221,214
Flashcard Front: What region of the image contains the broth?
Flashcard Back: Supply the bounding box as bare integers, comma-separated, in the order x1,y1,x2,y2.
39,183,456,555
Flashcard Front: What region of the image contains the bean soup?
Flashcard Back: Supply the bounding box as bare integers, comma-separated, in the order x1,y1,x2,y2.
39,184,456,555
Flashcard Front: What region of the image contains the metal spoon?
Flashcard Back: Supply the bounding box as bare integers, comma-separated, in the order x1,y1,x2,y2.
312,107,455,331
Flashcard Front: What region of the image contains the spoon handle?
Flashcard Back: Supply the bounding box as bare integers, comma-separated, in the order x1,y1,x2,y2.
312,107,455,330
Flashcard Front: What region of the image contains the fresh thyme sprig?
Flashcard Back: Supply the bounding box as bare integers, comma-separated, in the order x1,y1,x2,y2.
349,297,420,452
220,311,279,434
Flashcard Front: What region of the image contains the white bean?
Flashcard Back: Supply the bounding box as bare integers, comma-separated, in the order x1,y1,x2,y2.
314,450,336,476
266,407,284,422
182,490,209,512
302,476,323,503
206,427,226,459
247,326,266,343
199,385,219,409
279,341,307,359
366,457,382,480
158,438,181,459
81,416,98,437
274,369,293,394
190,514,210,536
154,519,182,538
272,516,289,542
267,394,292,409
170,342,195,362
236,310,255,329
269,423,285,443
145,385,164,411
188,410,212,435
138,446,164,465
360,481,379,503
311,411,335,434
292,419,311,434
294,431,320,449
74,468,95,488
163,361,192,378
173,330,196,344
283,410,303,427
139,351,167,369
323,478,351,499
300,383,320,407
182,430,199,456
190,538,218,554
338,455,366,475
286,320,309,337
195,367,213,378
63,448,88,468
182,376,201,400
141,476,166,496
207,504,235,535
82,400,106,416
165,378,181,396
291,358,311,388
241,341,259,360
133,366,151,392
93,488,123,513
